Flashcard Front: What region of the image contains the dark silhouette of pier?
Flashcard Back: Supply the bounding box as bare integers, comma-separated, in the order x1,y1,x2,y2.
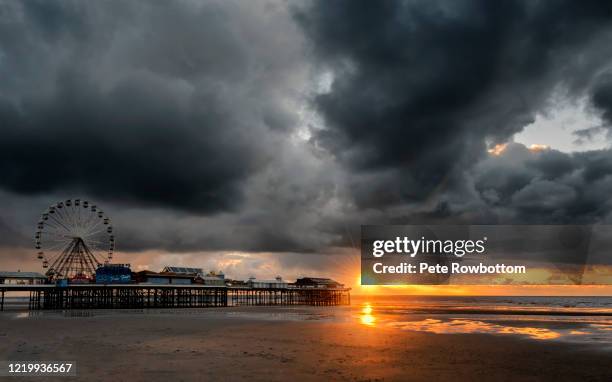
0,284,350,311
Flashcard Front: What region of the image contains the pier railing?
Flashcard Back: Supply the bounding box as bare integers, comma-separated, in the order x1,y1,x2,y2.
0,285,350,311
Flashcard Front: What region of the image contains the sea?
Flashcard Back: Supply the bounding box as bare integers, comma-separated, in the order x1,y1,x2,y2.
2,294,612,347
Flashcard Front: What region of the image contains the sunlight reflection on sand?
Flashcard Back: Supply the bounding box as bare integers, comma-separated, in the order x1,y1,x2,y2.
388,318,561,340
356,303,612,343
360,303,376,326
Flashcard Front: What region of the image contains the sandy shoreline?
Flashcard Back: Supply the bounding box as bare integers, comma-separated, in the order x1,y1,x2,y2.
1,307,611,382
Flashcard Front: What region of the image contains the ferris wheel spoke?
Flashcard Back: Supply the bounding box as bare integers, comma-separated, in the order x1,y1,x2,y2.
42,229,72,240
43,219,65,231
39,239,70,252
43,242,73,251
83,242,103,264
43,220,66,235
56,204,69,226
60,205,74,231
43,243,73,252
44,234,72,245
47,213,72,233
67,206,80,232
84,240,107,248
44,240,72,251
49,246,71,271
84,240,103,251
81,206,92,230
70,205,82,231
43,241,72,249
40,232,73,242
65,206,79,232
90,251,104,264
83,218,104,236
84,237,106,243
61,203,77,226
40,229,68,237
82,227,107,238
53,206,72,231
82,209,98,229
42,228,70,241
82,223,100,238
77,204,83,230
83,254,97,272
45,251,66,265
44,254,62,265
82,229,104,239
43,229,71,237
85,234,107,243
40,236,71,245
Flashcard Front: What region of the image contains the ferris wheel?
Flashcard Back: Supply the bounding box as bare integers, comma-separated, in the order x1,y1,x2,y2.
35,199,115,279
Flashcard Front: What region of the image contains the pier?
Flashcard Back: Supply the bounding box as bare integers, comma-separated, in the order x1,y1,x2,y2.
0,284,350,311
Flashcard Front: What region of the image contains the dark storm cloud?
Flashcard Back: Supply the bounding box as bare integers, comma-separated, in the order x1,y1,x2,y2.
295,0,612,209
469,62,612,223
0,73,262,212
591,74,612,125
0,0,348,254
0,0,301,213
4,0,612,259
472,143,612,223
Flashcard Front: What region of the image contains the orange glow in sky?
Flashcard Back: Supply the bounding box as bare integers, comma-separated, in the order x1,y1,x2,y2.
487,143,508,156
351,275,612,296
528,143,550,152
487,142,549,156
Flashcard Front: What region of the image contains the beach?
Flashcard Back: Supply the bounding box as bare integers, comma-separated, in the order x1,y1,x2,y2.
1,298,611,382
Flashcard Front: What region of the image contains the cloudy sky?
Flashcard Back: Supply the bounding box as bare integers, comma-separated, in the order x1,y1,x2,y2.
2,0,612,290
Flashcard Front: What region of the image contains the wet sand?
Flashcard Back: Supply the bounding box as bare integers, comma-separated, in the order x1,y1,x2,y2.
1,307,611,381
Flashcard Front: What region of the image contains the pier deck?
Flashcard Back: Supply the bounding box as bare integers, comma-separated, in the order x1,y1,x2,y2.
0,284,350,311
